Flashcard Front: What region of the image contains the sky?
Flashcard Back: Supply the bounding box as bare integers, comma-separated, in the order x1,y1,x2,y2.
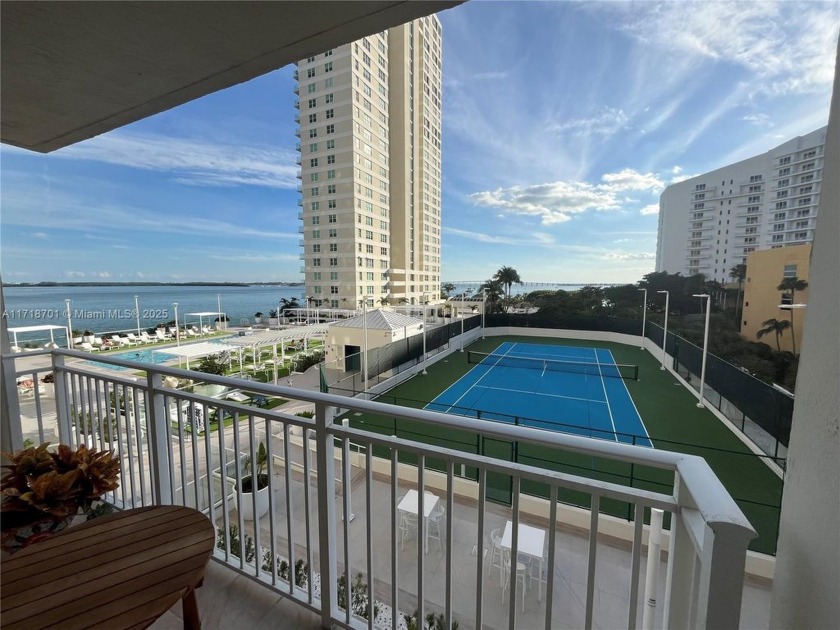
1,1,838,285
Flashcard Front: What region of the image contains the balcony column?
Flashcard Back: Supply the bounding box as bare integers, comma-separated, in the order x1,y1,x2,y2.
314,401,338,628
52,353,73,443
146,371,173,504
0,282,24,452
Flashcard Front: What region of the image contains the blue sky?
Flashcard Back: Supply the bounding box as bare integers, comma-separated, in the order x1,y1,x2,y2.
2,1,838,284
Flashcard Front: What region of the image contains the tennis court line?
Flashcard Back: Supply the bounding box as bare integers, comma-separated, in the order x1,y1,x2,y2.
425,341,518,414
594,355,619,441
606,349,653,448
501,348,600,363
473,384,608,405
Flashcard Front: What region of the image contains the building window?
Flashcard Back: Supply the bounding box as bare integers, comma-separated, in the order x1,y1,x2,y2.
310,173,318,182
329,258,338,266
793,231,808,240
312,244,321,253
327,169,336,180
779,156,791,165
747,196,760,203
312,230,320,239
327,184,336,194
310,158,318,167
325,93,333,104
310,187,319,196
776,190,788,198
309,142,318,152
324,78,333,88
772,234,784,243
328,200,337,209
330,286,339,294
328,214,337,223
326,139,335,149
327,154,336,164
749,175,762,182
779,167,790,176
324,62,333,72
309,113,317,123
325,109,334,119
309,129,317,138
313,258,321,267
311,210,320,219
329,229,337,238
329,243,338,252
326,124,335,134
798,197,812,206
803,150,816,159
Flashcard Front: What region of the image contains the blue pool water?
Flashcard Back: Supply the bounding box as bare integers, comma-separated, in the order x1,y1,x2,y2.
84,349,178,372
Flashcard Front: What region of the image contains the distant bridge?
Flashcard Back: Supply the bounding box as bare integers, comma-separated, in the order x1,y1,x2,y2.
445,281,622,288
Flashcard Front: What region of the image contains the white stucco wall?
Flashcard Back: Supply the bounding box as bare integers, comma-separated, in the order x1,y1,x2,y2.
769,39,840,630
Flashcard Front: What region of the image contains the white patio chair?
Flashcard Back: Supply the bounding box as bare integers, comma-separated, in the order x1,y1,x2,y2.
78,342,99,352
126,333,141,344
427,503,445,551
155,329,172,341
138,332,154,344
488,528,504,577
502,553,527,612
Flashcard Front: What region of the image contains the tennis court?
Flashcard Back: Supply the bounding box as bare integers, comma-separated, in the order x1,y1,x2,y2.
425,341,652,447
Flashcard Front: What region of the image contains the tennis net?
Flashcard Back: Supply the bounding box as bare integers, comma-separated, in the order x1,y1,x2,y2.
467,350,639,380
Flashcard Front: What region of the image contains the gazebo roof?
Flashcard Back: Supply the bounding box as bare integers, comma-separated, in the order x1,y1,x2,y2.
331,309,422,331
221,324,329,348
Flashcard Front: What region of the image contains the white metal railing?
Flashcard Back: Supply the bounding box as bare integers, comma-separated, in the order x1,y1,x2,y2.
2,348,756,630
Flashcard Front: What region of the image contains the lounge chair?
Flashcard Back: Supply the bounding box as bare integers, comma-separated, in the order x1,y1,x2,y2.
168,327,179,338
138,332,155,344
155,329,172,341
126,333,141,344
110,335,132,347
79,342,100,352
185,327,200,338
202,325,213,335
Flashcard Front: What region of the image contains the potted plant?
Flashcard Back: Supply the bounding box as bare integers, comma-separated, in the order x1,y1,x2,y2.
237,442,269,520
82,329,95,343
254,312,264,324
268,309,279,327
1,443,120,553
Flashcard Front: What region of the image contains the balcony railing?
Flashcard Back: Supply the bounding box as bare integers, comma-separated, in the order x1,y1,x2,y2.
4,348,756,630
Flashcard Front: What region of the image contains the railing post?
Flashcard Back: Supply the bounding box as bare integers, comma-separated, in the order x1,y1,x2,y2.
694,522,755,629
52,353,73,444
315,401,337,628
146,372,172,504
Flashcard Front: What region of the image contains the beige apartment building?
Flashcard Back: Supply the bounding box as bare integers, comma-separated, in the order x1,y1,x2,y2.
295,17,443,309
742,244,811,353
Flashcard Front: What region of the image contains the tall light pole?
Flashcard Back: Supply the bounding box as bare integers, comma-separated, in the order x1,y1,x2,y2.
638,288,647,350
65,299,73,349
421,294,428,375
217,293,223,330
481,288,486,339
361,297,368,391
693,294,711,408
656,290,669,370
173,302,180,347
134,294,141,337
459,301,464,352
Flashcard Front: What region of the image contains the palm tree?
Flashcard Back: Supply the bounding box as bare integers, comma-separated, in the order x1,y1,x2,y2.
378,297,389,306
729,264,746,323
777,276,809,354
479,279,504,314
440,282,456,298
279,297,299,316
493,266,522,312
757,318,791,352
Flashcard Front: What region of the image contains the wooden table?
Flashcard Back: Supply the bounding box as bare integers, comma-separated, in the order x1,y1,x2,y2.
0,505,215,629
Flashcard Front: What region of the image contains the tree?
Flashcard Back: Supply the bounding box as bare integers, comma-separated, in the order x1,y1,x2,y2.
729,264,746,324
280,297,300,315
777,276,809,354
478,278,504,314
756,318,791,352
440,282,456,298
493,266,522,312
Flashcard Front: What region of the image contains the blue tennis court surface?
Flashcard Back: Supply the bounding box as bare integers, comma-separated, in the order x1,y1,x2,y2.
426,342,652,447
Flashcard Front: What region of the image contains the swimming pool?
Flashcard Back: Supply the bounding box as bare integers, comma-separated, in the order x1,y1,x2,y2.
84,349,178,372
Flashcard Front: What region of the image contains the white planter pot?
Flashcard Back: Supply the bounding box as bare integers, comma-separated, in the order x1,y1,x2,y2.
238,482,270,521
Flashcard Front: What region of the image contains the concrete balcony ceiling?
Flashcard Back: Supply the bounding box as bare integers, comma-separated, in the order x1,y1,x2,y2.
1,1,460,153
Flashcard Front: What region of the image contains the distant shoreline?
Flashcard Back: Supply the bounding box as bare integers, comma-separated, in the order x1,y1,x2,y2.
2,282,305,288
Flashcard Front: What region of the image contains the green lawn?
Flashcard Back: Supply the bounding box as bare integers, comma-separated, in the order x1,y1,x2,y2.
340,335,783,555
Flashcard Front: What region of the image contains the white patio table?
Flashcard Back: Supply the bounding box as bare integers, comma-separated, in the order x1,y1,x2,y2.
398,489,439,553
502,520,547,601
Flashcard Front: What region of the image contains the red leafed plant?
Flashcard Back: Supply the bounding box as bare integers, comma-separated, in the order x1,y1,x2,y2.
1,443,120,529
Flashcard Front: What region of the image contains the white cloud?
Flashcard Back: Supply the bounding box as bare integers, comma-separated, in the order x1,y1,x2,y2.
32,232,49,239
51,131,299,189
595,2,839,96
469,169,664,225
742,113,773,127
444,227,555,246
548,107,630,137
640,204,660,216
671,166,683,175
602,251,656,262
